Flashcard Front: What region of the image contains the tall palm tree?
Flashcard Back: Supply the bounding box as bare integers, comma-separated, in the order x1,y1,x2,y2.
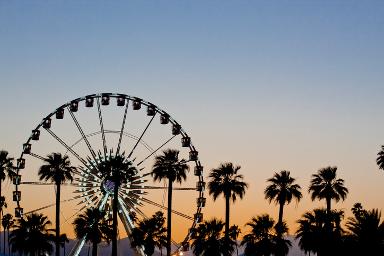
38,152,76,256
73,207,113,256
190,218,234,256
208,162,248,248
241,214,291,256
346,203,384,255
98,154,137,256
308,166,348,228
151,149,189,256
264,170,302,229
0,149,14,252
131,211,167,256
9,213,54,256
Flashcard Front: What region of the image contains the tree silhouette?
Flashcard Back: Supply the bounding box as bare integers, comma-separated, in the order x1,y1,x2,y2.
73,207,113,256
2,213,13,254
58,234,69,256
190,218,234,256
38,152,76,256
229,225,241,256
264,170,302,235
151,149,189,256
98,154,137,256
376,145,384,170
345,203,384,255
9,213,54,256
308,166,348,231
208,162,247,253
131,211,167,256
241,214,291,256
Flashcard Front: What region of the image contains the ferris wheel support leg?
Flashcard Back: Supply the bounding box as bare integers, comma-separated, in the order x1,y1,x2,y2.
68,194,110,256
118,198,146,256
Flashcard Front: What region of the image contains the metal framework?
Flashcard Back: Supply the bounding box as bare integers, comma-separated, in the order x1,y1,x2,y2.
14,93,205,256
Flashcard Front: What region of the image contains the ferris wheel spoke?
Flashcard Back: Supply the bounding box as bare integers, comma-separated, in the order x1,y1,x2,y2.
96,97,108,159
116,100,129,156
45,128,88,166
23,197,78,215
130,185,196,191
128,114,156,159
20,181,76,186
67,107,98,163
137,135,176,166
141,197,194,220
29,152,47,161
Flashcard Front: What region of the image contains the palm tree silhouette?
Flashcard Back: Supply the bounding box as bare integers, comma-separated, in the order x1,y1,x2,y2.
264,170,302,230
241,214,291,256
190,218,234,256
376,145,384,170
296,208,344,256
151,149,189,256
0,149,14,252
73,207,113,256
98,154,137,256
2,213,13,254
208,162,247,251
9,213,54,256
346,203,384,255
131,211,167,256
308,166,348,230
38,152,76,256
59,234,69,256
229,225,241,256
2,213,14,255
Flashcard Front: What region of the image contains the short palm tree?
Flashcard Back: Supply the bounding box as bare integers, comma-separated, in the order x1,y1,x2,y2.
229,225,241,256
73,207,113,256
308,166,348,228
98,154,137,256
59,234,69,256
131,211,167,256
264,170,302,229
9,213,54,256
241,214,291,256
38,152,76,256
2,213,13,254
151,149,189,256
346,203,384,255
208,162,248,248
190,218,234,256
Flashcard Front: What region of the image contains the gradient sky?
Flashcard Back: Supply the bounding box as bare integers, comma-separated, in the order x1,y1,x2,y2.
1,0,384,240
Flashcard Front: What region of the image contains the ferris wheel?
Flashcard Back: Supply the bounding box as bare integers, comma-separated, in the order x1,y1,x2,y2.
13,93,205,255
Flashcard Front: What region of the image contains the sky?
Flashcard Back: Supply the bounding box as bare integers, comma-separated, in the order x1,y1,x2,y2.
1,0,384,244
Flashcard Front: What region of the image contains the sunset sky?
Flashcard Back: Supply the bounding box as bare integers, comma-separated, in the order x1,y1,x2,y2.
1,0,384,242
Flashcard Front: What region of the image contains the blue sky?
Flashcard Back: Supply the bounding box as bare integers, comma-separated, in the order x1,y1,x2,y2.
1,0,384,236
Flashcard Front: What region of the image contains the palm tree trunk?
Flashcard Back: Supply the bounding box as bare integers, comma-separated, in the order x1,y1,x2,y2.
112,181,119,256
167,180,173,256
56,183,61,256
92,242,98,256
225,194,230,254
7,228,10,256
326,197,332,233
278,202,284,226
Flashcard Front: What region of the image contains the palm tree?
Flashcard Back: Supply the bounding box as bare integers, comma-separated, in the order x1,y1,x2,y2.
9,213,54,256
208,162,248,249
38,152,76,256
151,149,189,256
241,214,291,256
229,225,241,256
296,208,344,256
2,213,13,254
73,207,113,256
98,154,137,256
264,170,302,230
346,203,384,255
308,166,348,230
0,149,14,252
376,145,384,170
131,211,167,256
190,218,234,256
